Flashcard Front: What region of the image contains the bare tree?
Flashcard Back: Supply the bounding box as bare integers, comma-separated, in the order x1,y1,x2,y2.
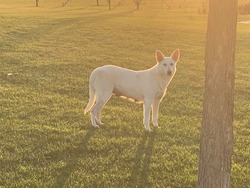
108,0,111,10
36,0,39,7
62,0,71,6
198,0,238,187
97,0,99,6
162,0,171,9
134,0,143,10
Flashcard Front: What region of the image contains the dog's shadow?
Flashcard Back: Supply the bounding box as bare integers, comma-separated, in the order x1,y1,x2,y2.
50,128,96,188
50,127,156,187
129,130,157,187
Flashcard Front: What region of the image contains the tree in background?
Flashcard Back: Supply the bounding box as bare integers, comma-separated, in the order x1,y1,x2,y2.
108,0,111,10
198,0,238,187
62,0,71,6
134,0,143,10
36,0,39,7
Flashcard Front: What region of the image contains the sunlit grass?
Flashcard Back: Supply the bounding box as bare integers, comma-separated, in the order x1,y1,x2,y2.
0,0,249,187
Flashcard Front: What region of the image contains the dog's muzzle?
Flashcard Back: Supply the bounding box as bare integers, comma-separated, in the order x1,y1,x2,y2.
167,71,172,76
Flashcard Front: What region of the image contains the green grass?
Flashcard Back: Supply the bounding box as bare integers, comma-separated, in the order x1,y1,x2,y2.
0,0,249,187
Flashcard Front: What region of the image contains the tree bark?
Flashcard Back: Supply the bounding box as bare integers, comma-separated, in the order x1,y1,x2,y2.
134,0,142,10
108,0,111,10
198,0,238,187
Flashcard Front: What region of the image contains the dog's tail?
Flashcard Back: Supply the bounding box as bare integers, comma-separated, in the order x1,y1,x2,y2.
84,84,96,115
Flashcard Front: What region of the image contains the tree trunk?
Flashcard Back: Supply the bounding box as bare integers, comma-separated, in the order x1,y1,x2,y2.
134,0,142,10
36,0,39,7
137,3,139,10
97,0,99,6
198,0,237,187
108,0,111,10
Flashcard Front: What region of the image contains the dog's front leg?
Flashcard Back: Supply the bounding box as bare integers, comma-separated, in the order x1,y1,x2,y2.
152,99,161,128
143,99,152,131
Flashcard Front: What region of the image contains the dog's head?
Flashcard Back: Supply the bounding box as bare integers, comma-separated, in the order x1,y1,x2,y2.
156,49,180,76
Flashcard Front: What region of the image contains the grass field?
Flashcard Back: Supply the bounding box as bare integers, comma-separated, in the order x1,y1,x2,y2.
0,0,250,187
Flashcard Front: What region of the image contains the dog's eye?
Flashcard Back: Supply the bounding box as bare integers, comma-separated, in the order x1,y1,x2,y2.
170,63,174,66
163,64,167,66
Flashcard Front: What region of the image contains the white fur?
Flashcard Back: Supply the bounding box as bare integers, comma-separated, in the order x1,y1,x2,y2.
84,49,180,131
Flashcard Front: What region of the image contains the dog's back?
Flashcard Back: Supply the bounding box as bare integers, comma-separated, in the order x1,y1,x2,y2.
90,65,151,101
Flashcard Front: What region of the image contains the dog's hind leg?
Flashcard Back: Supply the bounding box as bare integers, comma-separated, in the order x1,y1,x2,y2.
90,110,99,128
95,96,111,125
96,111,104,125
90,82,112,127
90,99,104,128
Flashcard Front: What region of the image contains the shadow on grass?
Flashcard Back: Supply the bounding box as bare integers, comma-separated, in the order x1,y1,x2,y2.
51,128,96,188
129,130,157,187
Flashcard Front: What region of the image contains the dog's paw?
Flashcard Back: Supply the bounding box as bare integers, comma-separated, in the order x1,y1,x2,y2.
92,124,100,129
144,128,152,132
97,121,104,126
154,125,161,129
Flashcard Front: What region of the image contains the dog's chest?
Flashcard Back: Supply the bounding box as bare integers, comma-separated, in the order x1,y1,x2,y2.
156,76,172,90
153,76,173,100
153,87,166,101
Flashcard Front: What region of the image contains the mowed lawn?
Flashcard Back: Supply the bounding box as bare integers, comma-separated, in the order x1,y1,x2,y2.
0,0,249,187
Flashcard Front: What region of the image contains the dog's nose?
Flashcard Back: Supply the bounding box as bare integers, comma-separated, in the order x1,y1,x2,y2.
167,70,172,75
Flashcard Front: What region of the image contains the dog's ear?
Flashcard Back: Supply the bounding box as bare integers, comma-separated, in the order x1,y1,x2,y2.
171,49,180,63
156,50,165,63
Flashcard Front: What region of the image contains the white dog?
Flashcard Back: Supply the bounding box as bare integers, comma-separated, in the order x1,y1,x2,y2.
84,49,180,131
